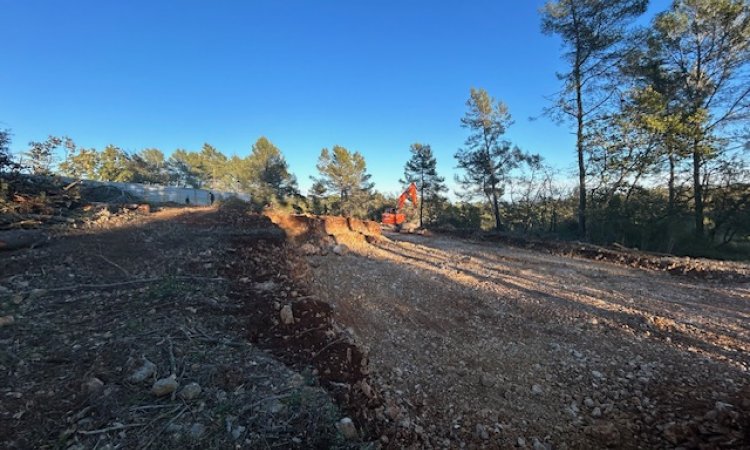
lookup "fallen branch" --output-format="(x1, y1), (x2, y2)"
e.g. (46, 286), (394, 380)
(311, 337), (345, 360)
(77, 423), (145, 435)
(99, 253), (131, 277)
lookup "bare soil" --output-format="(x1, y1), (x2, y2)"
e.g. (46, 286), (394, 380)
(306, 230), (750, 449)
(0, 205), (362, 449)
(3, 204), (750, 449)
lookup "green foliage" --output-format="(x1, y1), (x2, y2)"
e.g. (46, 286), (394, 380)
(455, 88), (539, 230)
(402, 143), (447, 227)
(24, 136), (73, 175)
(541, 0), (648, 237)
(0, 129), (20, 172)
(432, 201), (483, 229)
(649, 0), (750, 235)
(313, 145), (374, 217)
(244, 137), (299, 205)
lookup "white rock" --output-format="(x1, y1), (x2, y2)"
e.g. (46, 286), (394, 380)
(231, 425), (245, 440)
(300, 243), (318, 255)
(81, 377), (104, 395)
(337, 417), (358, 440)
(592, 407), (602, 417)
(127, 358), (157, 383)
(179, 382), (202, 400)
(279, 304), (294, 325)
(189, 422), (205, 439)
(532, 384), (543, 395)
(332, 244), (348, 256)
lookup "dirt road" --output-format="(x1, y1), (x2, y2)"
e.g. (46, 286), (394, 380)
(308, 231), (750, 449)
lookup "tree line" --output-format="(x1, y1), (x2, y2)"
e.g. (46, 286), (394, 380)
(2, 0), (749, 258)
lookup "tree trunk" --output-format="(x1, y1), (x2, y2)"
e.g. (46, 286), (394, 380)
(491, 188), (501, 231)
(575, 68), (587, 238)
(692, 142), (704, 236)
(667, 151), (676, 216)
(419, 171), (424, 228)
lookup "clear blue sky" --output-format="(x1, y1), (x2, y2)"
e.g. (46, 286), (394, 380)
(0, 0), (669, 195)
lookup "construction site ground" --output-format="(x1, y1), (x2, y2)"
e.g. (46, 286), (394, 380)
(1, 205), (749, 449)
(306, 228), (750, 449)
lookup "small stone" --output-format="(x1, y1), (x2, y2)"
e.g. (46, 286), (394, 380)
(28, 288), (47, 300)
(127, 358), (157, 383)
(300, 243), (318, 255)
(81, 377), (104, 396)
(268, 400), (285, 414)
(475, 424), (489, 440)
(592, 407), (602, 417)
(584, 398), (595, 408)
(517, 436), (527, 447)
(179, 382), (202, 400)
(480, 374), (495, 387)
(279, 304), (294, 325)
(336, 417), (358, 440)
(189, 422), (205, 439)
(532, 384), (543, 395)
(591, 370), (604, 379)
(231, 425), (245, 440)
(385, 404), (400, 420)
(332, 244), (348, 256)
(532, 438), (548, 450)
(0, 315), (15, 328)
(152, 375), (179, 396)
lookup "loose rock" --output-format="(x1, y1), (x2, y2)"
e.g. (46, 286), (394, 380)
(0, 315), (15, 328)
(179, 382), (202, 400)
(279, 304), (295, 325)
(151, 375), (179, 396)
(189, 422), (206, 439)
(336, 417), (358, 440)
(127, 358), (157, 383)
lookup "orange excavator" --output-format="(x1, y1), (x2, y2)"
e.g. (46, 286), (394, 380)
(381, 182), (418, 227)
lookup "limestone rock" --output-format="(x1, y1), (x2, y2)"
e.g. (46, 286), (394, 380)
(152, 375), (179, 396)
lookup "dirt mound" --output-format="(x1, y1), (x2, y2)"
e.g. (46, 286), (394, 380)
(218, 216), (409, 444)
(265, 212), (382, 250)
(436, 229), (750, 283)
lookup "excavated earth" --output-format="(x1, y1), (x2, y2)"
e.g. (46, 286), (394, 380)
(288, 222), (750, 449)
(3, 205), (750, 449)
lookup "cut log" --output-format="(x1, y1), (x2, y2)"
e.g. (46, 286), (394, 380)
(0, 230), (47, 251)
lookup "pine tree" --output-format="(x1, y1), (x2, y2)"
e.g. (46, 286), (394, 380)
(541, 0), (648, 237)
(314, 145), (374, 217)
(455, 88), (539, 230)
(402, 143), (446, 227)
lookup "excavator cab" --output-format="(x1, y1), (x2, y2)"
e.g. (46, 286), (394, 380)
(381, 208), (406, 226)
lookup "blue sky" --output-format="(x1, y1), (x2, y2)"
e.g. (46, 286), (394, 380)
(0, 0), (670, 195)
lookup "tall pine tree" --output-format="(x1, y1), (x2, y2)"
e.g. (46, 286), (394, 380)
(402, 143), (446, 228)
